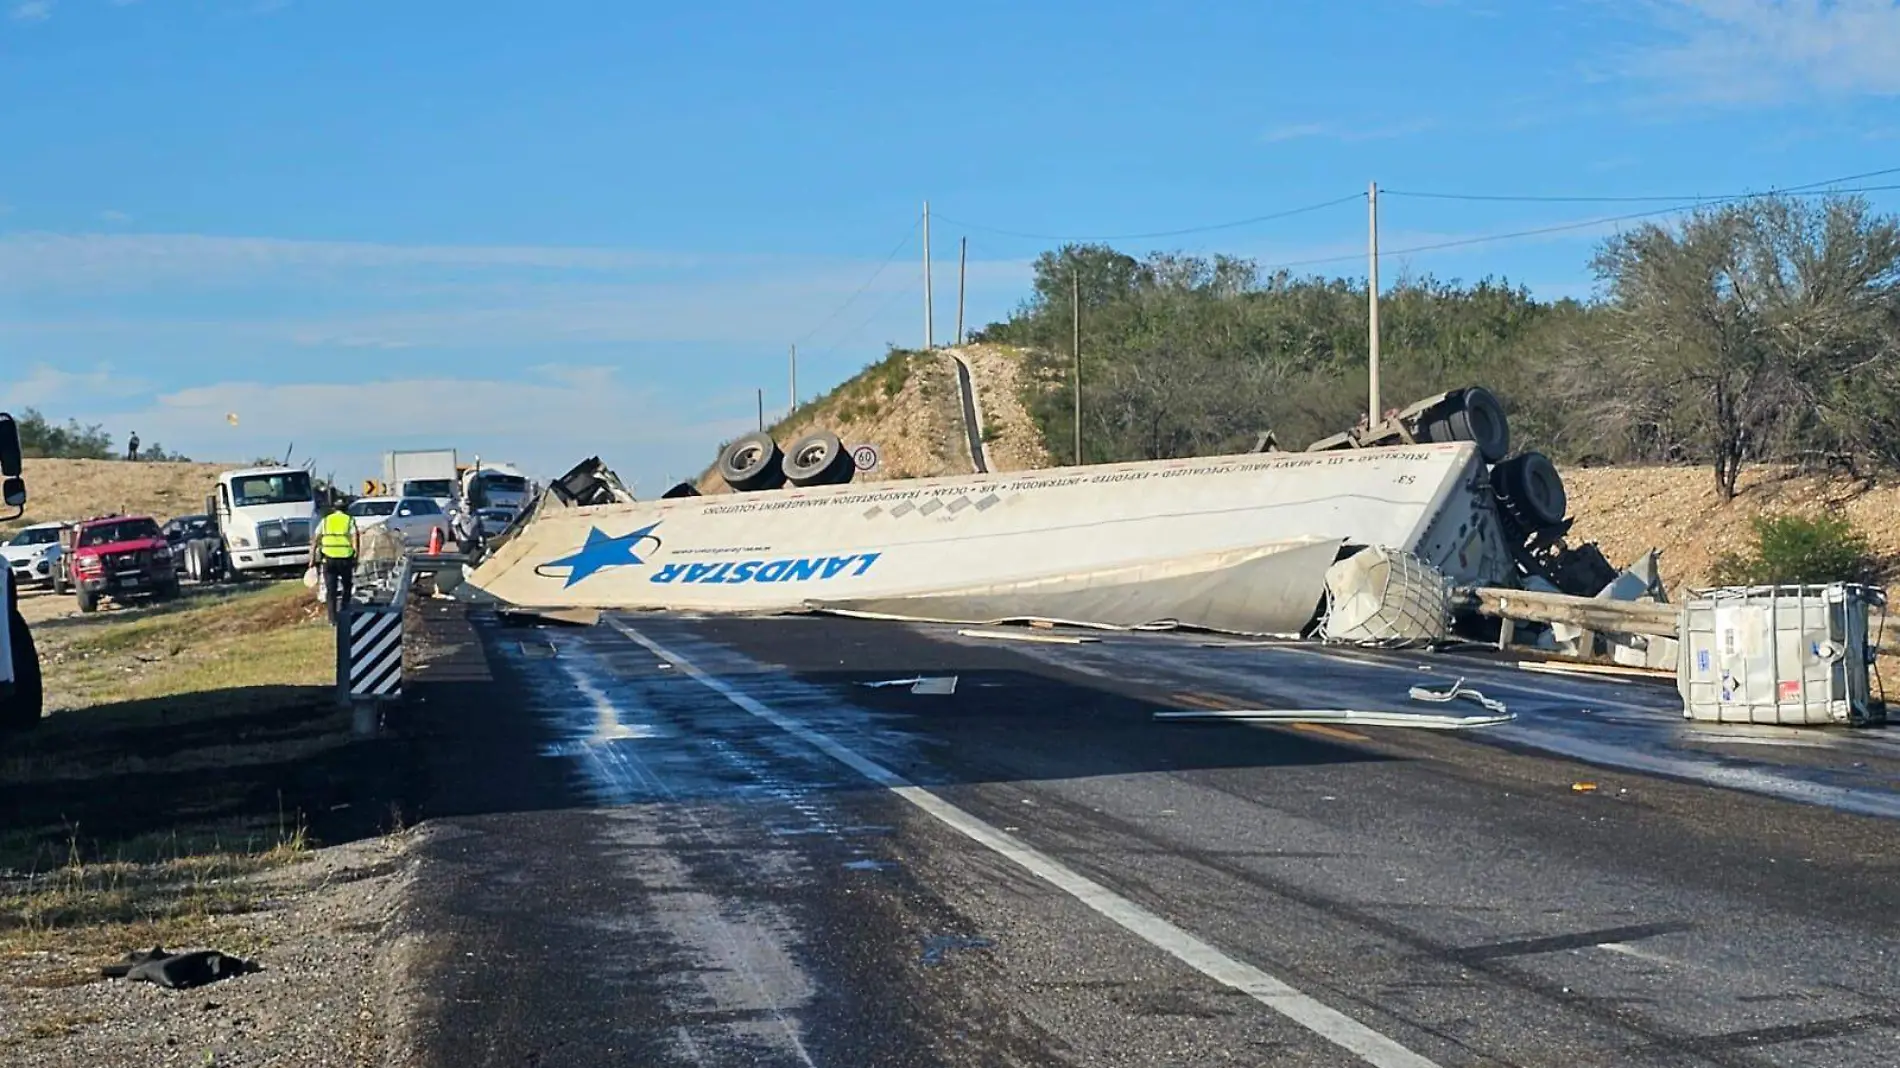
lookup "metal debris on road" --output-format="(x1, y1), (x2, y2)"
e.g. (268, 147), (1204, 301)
(1408, 677), (1508, 715)
(102, 947), (257, 990)
(1152, 708), (1513, 729)
(860, 676), (959, 695)
(955, 628), (1099, 644)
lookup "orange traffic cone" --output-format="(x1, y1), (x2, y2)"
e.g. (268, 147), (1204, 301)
(426, 526), (443, 555)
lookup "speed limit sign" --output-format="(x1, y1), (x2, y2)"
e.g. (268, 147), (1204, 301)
(852, 444), (880, 471)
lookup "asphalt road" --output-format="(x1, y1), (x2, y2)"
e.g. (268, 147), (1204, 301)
(391, 606), (1900, 1067)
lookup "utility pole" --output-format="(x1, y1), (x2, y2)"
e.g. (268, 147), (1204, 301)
(757, 388), (764, 432)
(956, 236), (968, 346)
(1367, 180), (1382, 428)
(1072, 271), (1082, 466)
(923, 200), (935, 350)
(789, 343), (798, 416)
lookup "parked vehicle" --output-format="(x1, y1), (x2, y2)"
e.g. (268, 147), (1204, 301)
(461, 462), (532, 512)
(3, 521), (67, 590)
(475, 506), (521, 539)
(346, 495), (451, 548)
(161, 513), (225, 582)
(383, 449), (460, 512)
(64, 514), (178, 613)
(212, 466), (317, 578)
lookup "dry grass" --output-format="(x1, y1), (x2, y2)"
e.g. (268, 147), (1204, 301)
(1, 458), (228, 536)
(694, 348), (971, 492)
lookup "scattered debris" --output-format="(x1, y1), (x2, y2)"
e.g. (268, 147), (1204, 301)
(920, 934), (995, 967)
(496, 606), (602, 628)
(1152, 708), (1513, 729)
(860, 676), (959, 695)
(955, 628), (1099, 645)
(1517, 660), (1673, 682)
(102, 947), (257, 990)
(1572, 782), (1599, 793)
(1408, 677), (1508, 715)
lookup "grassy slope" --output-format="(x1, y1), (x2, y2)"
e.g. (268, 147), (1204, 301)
(2, 583), (336, 973)
(3, 458), (229, 536)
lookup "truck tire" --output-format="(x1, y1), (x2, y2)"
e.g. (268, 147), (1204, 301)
(782, 431), (855, 487)
(718, 433), (787, 492)
(184, 543), (205, 583)
(1491, 451), (1566, 530)
(53, 566), (69, 596)
(2, 608), (42, 731)
(76, 588), (99, 614)
(1425, 386), (1510, 463)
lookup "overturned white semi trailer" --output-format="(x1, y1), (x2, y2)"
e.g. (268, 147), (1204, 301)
(461, 438), (1570, 637)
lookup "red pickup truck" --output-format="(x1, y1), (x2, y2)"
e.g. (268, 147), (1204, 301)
(63, 514), (180, 613)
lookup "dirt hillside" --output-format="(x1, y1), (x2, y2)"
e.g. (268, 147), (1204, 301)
(3, 459), (228, 535)
(1563, 464), (1900, 594)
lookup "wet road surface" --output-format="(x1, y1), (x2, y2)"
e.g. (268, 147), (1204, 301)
(393, 605), (1900, 1067)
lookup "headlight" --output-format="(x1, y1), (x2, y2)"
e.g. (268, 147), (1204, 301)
(230, 535), (254, 548)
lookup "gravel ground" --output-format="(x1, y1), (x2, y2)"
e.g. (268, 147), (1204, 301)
(1, 830), (425, 1067)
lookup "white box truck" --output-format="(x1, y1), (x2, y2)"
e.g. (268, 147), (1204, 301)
(384, 449), (460, 511)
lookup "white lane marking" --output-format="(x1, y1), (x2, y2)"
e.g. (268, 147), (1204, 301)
(607, 618), (1444, 1068)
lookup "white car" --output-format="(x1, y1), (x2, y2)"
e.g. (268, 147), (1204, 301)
(345, 496), (450, 548)
(3, 522), (67, 589)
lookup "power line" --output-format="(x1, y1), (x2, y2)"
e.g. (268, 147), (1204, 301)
(1382, 165), (1900, 204)
(931, 193), (1365, 243)
(807, 267), (922, 359)
(793, 216), (923, 348)
(1257, 182), (1900, 274)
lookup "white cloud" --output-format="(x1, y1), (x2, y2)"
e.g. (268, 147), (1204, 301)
(1633, 0), (1900, 103)
(9, 1), (53, 22)
(60, 371), (757, 488)
(0, 232), (752, 289)
(98, 210), (132, 224)
(0, 366), (149, 411)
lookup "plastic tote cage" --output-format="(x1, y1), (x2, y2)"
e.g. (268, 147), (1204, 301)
(1677, 583), (1888, 726)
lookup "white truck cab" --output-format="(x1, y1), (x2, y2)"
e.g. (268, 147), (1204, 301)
(214, 466), (318, 575)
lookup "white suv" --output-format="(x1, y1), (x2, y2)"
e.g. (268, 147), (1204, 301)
(345, 496), (450, 549)
(3, 522), (67, 589)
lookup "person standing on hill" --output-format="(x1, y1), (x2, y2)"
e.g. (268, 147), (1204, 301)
(126, 432), (140, 462)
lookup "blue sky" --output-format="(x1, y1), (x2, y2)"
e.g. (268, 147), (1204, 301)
(3, 0), (1898, 490)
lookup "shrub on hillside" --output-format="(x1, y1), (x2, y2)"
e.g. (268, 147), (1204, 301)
(14, 408), (113, 459)
(1710, 513), (1875, 586)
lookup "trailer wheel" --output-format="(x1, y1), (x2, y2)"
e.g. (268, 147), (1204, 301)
(1492, 451), (1566, 530)
(184, 543), (205, 583)
(718, 433), (787, 492)
(782, 431), (855, 487)
(1, 608), (42, 731)
(1425, 387), (1510, 463)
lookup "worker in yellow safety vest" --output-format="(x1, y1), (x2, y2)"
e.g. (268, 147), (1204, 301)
(312, 501), (359, 624)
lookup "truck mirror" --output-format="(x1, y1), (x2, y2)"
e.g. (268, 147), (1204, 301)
(0, 412), (22, 477)
(3, 476), (23, 509)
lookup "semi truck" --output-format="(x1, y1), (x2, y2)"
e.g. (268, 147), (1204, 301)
(460, 461), (532, 512)
(1, 412), (43, 731)
(211, 465), (319, 578)
(384, 449), (460, 511)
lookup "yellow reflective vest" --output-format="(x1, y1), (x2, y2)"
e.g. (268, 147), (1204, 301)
(318, 510), (356, 559)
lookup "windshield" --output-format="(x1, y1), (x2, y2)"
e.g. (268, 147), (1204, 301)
(404, 479), (455, 499)
(231, 471), (314, 507)
(78, 518), (162, 547)
(349, 500), (398, 517)
(476, 473), (529, 492)
(8, 527), (60, 547)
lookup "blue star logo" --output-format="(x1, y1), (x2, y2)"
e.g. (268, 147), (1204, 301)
(542, 522), (662, 588)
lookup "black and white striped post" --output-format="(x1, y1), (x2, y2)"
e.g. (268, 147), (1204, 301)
(337, 603), (404, 736)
